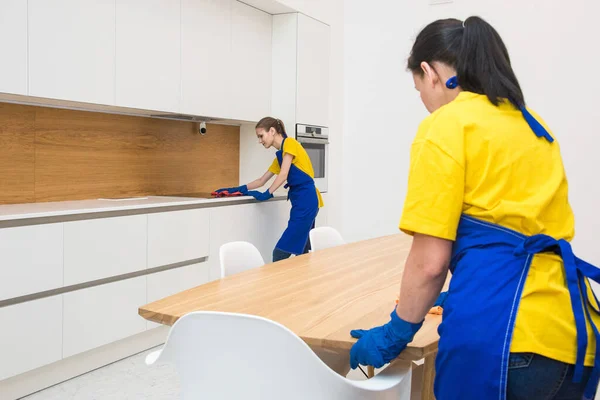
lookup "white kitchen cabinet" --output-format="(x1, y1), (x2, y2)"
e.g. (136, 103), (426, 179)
(296, 14), (330, 127)
(146, 262), (210, 329)
(256, 200), (291, 259)
(181, 0), (233, 118)
(62, 277), (146, 358)
(207, 203), (263, 280)
(0, 0), (27, 95)
(272, 13), (330, 129)
(147, 209), (210, 268)
(271, 13), (298, 133)
(231, 1), (272, 122)
(63, 215), (147, 286)
(0, 296), (63, 380)
(116, 0), (181, 112)
(28, 0), (116, 105)
(0, 224), (63, 301)
(207, 201), (290, 280)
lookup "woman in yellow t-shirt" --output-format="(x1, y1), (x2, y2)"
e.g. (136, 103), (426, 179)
(215, 117), (323, 262)
(349, 17), (599, 400)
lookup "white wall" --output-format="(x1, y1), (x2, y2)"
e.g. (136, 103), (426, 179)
(342, 0), (600, 269)
(324, 0), (345, 238)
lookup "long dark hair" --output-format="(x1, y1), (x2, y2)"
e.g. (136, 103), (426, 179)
(256, 117), (288, 138)
(407, 16), (525, 108)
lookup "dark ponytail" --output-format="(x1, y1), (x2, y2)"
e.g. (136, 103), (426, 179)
(256, 117), (287, 138)
(407, 16), (525, 107)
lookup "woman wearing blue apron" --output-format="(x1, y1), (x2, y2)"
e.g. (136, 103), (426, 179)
(349, 17), (600, 399)
(215, 117), (323, 262)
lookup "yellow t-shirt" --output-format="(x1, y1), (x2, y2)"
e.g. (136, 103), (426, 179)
(268, 137), (324, 208)
(399, 91), (597, 366)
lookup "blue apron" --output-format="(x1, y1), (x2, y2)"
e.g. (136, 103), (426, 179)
(435, 108), (600, 399)
(274, 138), (319, 255)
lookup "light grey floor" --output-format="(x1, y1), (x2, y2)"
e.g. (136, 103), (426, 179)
(21, 347), (181, 400)
(21, 347), (368, 400)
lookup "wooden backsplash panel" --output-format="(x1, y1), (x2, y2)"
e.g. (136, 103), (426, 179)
(0, 103), (240, 204)
(0, 104), (36, 204)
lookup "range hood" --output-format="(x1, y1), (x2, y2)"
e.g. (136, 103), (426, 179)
(148, 113), (213, 122)
(0, 92), (251, 126)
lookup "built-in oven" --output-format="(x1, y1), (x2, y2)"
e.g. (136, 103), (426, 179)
(296, 124), (328, 193)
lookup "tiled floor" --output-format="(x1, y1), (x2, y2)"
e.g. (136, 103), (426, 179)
(21, 347), (368, 400)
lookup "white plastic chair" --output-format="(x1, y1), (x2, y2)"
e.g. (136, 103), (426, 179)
(219, 241), (265, 278)
(309, 226), (346, 252)
(146, 311), (412, 400)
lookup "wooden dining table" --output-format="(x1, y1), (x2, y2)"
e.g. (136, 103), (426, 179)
(139, 234), (443, 399)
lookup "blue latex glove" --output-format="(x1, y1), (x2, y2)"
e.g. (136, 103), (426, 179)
(247, 190), (273, 202)
(349, 310), (423, 369)
(434, 291), (449, 307)
(215, 185), (247, 194)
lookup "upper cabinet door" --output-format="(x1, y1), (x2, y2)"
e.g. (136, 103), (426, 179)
(231, 1), (272, 122)
(116, 0), (181, 113)
(28, 0), (116, 105)
(181, 0), (232, 119)
(296, 14), (330, 127)
(0, 0), (27, 95)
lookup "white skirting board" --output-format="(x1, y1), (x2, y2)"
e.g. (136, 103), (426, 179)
(0, 326), (169, 400)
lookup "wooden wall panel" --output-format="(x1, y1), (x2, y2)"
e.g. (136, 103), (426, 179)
(0, 104), (36, 204)
(0, 103), (240, 204)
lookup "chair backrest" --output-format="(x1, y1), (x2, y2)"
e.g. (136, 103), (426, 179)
(147, 312), (412, 400)
(309, 226), (345, 252)
(219, 241), (265, 278)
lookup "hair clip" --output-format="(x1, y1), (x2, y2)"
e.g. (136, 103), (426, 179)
(446, 76), (458, 89)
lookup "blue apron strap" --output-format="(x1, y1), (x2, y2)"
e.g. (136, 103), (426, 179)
(578, 273), (600, 399)
(577, 257), (600, 283)
(558, 239), (588, 383)
(520, 106), (555, 143)
(516, 235), (589, 383)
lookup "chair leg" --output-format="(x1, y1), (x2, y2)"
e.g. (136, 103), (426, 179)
(367, 366), (375, 378)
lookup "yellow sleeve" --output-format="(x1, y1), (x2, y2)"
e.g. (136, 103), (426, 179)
(268, 158), (280, 175)
(399, 113), (465, 241)
(282, 138), (300, 158)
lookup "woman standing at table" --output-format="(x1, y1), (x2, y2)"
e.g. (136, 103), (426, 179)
(215, 117), (323, 262)
(349, 16), (600, 399)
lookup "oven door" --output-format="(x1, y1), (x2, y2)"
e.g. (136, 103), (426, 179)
(297, 137), (328, 193)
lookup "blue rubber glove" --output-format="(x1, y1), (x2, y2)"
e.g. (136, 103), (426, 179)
(434, 291), (449, 307)
(247, 190), (273, 202)
(215, 185), (247, 194)
(349, 310), (423, 369)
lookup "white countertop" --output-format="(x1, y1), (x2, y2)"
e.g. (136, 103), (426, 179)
(0, 195), (286, 222)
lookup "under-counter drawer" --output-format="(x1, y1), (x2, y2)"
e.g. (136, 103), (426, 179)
(147, 209), (209, 268)
(146, 262), (210, 330)
(0, 223), (63, 301)
(63, 215), (147, 286)
(0, 296), (63, 380)
(62, 277), (146, 358)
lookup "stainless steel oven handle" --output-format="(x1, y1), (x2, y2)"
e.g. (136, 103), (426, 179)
(297, 132), (328, 139)
(297, 137), (329, 145)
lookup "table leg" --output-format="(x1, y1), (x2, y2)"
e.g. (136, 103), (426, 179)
(367, 365), (375, 378)
(421, 352), (437, 400)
